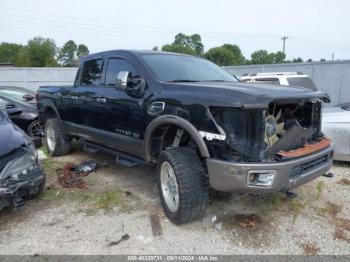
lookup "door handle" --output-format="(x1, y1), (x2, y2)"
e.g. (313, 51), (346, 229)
(96, 97), (107, 103)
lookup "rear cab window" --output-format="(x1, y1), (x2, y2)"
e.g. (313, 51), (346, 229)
(80, 59), (104, 86)
(254, 78), (280, 85)
(286, 77), (317, 91)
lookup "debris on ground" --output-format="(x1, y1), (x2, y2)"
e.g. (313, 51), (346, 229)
(300, 242), (320, 255)
(337, 178), (350, 186)
(37, 149), (47, 161)
(335, 218), (350, 231)
(202, 214), (217, 226)
(107, 234), (130, 247)
(149, 214), (163, 237)
(321, 201), (343, 218)
(58, 160), (98, 188)
(333, 228), (350, 243)
(214, 222), (223, 231)
(125, 191), (132, 197)
(322, 172), (334, 178)
(73, 160), (98, 174)
(236, 214), (261, 229)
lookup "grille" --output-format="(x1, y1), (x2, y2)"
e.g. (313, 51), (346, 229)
(290, 154), (329, 179)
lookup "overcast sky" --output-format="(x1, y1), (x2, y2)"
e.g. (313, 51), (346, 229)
(1, 0), (350, 61)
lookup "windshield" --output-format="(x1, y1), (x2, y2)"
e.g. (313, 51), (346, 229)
(286, 77), (317, 91)
(142, 54), (238, 82)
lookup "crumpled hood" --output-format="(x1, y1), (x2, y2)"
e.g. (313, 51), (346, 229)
(163, 81), (329, 108)
(0, 113), (29, 157)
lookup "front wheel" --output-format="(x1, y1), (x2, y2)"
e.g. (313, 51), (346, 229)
(157, 147), (209, 224)
(45, 118), (71, 156)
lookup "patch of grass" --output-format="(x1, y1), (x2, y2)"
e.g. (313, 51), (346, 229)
(39, 188), (62, 201)
(270, 193), (283, 206)
(41, 158), (52, 170)
(290, 200), (305, 223)
(42, 146), (49, 157)
(316, 181), (324, 199)
(77, 190), (138, 215)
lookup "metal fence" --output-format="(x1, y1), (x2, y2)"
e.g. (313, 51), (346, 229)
(224, 60), (350, 106)
(0, 67), (78, 91)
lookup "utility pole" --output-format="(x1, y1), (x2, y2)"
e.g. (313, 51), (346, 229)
(281, 36), (289, 55)
(332, 52), (334, 61)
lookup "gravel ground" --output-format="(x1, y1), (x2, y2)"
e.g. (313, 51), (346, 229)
(0, 146), (349, 255)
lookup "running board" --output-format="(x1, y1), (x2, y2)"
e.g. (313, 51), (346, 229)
(80, 139), (144, 168)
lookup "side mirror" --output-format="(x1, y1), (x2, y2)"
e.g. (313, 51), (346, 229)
(23, 93), (35, 101)
(6, 103), (22, 115)
(116, 71), (130, 90)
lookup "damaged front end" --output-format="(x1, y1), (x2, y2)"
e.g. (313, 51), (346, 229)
(209, 98), (328, 162)
(0, 143), (44, 209)
(206, 98), (333, 193)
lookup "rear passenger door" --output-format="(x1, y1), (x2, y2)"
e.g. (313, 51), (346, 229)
(67, 57), (105, 141)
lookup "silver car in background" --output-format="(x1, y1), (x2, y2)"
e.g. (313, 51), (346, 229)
(322, 102), (350, 161)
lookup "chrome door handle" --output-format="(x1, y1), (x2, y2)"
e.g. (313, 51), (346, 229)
(96, 97), (107, 103)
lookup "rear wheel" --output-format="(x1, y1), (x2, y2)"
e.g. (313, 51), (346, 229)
(45, 118), (71, 156)
(157, 147), (209, 224)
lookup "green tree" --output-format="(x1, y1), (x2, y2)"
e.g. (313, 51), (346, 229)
(204, 44), (245, 66)
(0, 43), (23, 64)
(162, 33), (204, 56)
(250, 49), (286, 64)
(58, 41), (89, 66)
(273, 51), (286, 63)
(250, 50), (273, 64)
(292, 57), (303, 63)
(58, 40), (77, 66)
(23, 36), (58, 67)
(77, 44), (89, 59)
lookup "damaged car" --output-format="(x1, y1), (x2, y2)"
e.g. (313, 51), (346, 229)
(0, 109), (45, 210)
(37, 50), (333, 224)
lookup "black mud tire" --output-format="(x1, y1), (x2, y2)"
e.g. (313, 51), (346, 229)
(157, 147), (209, 224)
(45, 118), (71, 156)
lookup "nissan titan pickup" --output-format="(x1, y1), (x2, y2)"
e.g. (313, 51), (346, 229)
(37, 50), (334, 224)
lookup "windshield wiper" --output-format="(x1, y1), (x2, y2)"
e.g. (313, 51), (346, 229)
(204, 80), (230, 82)
(166, 80), (200, 83)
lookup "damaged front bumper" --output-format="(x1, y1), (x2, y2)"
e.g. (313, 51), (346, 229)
(207, 144), (334, 193)
(0, 167), (44, 209)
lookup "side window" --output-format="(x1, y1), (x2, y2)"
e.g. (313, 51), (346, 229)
(80, 59), (103, 86)
(105, 58), (137, 87)
(255, 78), (280, 85)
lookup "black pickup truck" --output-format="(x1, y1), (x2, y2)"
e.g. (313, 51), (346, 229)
(38, 50), (333, 224)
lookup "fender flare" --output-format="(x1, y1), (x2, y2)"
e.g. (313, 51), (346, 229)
(144, 115), (210, 163)
(42, 103), (62, 127)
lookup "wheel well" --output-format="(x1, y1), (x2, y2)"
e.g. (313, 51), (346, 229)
(43, 106), (59, 124)
(148, 124), (201, 163)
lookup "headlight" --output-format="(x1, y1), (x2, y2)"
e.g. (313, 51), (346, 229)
(0, 144), (38, 180)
